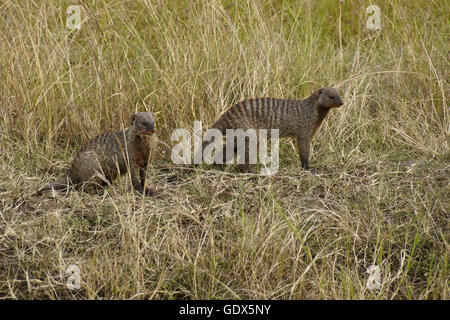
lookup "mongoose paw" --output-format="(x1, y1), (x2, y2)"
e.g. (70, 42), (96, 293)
(236, 164), (254, 173)
(143, 188), (154, 197)
(305, 167), (318, 174)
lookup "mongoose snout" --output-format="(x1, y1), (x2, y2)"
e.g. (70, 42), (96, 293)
(132, 112), (157, 135)
(317, 87), (344, 108)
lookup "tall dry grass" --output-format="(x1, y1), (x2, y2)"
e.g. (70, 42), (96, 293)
(0, 0), (448, 299)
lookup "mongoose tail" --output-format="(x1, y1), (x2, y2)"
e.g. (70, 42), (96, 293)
(34, 175), (72, 196)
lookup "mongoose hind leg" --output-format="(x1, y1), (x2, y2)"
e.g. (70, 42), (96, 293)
(76, 170), (112, 195)
(235, 143), (257, 173)
(213, 139), (256, 173)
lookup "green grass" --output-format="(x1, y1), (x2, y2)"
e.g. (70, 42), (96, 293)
(0, 0), (448, 299)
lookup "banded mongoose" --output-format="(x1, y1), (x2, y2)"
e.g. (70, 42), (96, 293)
(201, 87), (343, 169)
(35, 112), (158, 196)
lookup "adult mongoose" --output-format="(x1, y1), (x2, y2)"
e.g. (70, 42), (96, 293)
(35, 112), (158, 196)
(199, 87), (343, 169)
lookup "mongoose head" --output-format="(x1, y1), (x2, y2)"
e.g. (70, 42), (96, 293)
(316, 87), (343, 108)
(130, 112), (156, 135)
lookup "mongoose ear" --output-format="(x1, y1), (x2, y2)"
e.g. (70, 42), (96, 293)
(317, 88), (325, 95)
(130, 114), (137, 124)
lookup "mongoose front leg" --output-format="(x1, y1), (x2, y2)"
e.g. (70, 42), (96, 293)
(139, 166), (154, 196)
(131, 166), (153, 197)
(296, 138), (311, 170)
(139, 167), (146, 188)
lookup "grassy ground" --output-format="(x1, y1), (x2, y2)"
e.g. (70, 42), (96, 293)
(0, 0), (448, 299)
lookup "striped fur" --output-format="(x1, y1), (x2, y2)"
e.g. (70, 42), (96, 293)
(35, 112), (158, 196)
(203, 87), (343, 169)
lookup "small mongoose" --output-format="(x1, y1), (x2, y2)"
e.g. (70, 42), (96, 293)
(201, 87), (343, 169)
(35, 112), (158, 196)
